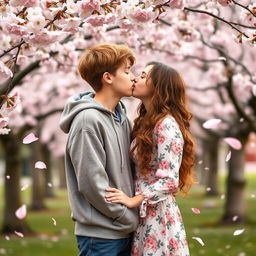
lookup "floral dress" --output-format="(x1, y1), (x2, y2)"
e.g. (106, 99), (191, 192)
(131, 116), (190, 256)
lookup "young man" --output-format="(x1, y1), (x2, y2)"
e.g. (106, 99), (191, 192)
(59, 44), (139, 256)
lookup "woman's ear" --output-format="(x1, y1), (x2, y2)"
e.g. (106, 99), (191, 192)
(102, 72), (113, 85)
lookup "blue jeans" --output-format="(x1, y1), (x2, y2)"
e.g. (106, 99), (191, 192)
(76, 236), (132, 256)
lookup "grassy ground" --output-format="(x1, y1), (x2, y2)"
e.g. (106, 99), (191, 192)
(0, 173), (255, 256)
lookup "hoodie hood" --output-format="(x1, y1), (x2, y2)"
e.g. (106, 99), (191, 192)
(59, 92), (127, 133)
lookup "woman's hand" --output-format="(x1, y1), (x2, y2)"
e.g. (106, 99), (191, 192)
(105, 188), (144, 208)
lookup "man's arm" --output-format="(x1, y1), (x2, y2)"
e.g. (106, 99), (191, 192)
(69, 128), (136, 224)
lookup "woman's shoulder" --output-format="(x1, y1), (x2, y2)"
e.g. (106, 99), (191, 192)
(155, 116), (178, 130)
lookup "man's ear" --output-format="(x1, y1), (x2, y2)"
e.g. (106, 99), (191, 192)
(102, 72), (113, 85)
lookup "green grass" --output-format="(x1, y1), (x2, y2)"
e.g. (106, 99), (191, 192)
(0, 173), (256, 256)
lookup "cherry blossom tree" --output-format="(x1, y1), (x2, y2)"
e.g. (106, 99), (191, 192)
(0, 0), (256, 234)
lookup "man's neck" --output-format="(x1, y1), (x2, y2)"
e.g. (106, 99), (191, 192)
(94, 90), (121, 113)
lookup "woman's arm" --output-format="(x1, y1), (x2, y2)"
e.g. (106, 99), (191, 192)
(105, 188), (144, 208)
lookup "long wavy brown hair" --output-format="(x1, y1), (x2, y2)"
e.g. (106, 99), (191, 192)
(131, 62), (196, 196)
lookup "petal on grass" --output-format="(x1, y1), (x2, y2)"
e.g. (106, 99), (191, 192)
(223, 137), (242, 150)
(191, 208), (201, 214)
(192, 236), (205, 246)
(23, 133), (38, 144)
(233, 229), (245, 236)
(52, 217), (57, 226)
(14, 231), (24, 238)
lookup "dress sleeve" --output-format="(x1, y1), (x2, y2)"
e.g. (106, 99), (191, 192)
(138, 117), (184, 217)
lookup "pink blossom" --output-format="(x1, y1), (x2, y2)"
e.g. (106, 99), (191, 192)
(169, 0), (184, 9)
(159, 160), (169, 169)
(78, 0), (101, 18)
(86, 15), (105, 27)
(174, 21), (200, 42)
(130, 7), (155, 23)
(0, 117), (9, 128)
(6, 23), (28, 36)
(0, 61), (13, 82)
(217, 0), (232, 6)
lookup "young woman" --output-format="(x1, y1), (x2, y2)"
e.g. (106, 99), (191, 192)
(106, 62), (196, 256)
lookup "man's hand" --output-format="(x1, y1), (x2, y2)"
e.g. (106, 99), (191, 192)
(105, 188), (144, 208)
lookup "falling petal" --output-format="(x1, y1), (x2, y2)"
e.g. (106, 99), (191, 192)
(225, 151), (232, 162)
(47, 183), (52, 187)
(232, 216), (238, 222)
(21, 184), (29, 191)
(35, 161), (47, 169)
(191, 208), (201, 214)
(198, 160), (203, 165)
(6, 175), (10, 179)
(5, 236), (10, 240)
(23, 133), (38, 144)
(233, 229), (245, 236)
(14, 231), (24, 238)
(203, 119), (221, 129)
(218, 56), (227, 61)
(204, 167), (209, 170)
(239, 118), (244, 122)
(52, 217), (57, 226)
(15, 205), (27, 219)
(206, 187), (211, 192)
(224, 137), (242, 150)
(192, 236), (205, 246)
(220, 194), (225, 200)
(155, 169), (168, 178)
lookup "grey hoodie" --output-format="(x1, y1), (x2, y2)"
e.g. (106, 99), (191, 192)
(59, 92), (139, 239)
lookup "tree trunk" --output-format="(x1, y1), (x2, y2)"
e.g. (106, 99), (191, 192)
(58, 156), (66, 189)
(1, 133), (31, 234)
(205, 138), (219, 196)
(222, 146), (246, 223)
(42, 144), (55, 198)
(30, 142), (46, 210)
(200, 137), (219, 196)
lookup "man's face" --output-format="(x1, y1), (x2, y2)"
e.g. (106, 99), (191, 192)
(110, 60), (136, 97)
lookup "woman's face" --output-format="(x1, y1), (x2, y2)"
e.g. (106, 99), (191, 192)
(132, 65), (154, 100)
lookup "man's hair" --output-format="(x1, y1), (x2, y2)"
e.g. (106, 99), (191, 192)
(78, 43), (135, 92)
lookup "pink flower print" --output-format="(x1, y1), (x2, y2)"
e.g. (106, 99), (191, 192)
(169, 238), (180, 251)
(177, 211), (183, 222)
(159, 160), (169, 169)
(132, 246), (139, 256)
(166, 180), (177, 192)
(162, 217), (166, 225)
(144, 235), (158, 252)
(157, 134), (165, 144)
(167, 214), (175, 225)
(161, 228), (166, 236)
(148, 207), (157, 218)
(171, 141), (182, 155)
(155, 122), (164, 132)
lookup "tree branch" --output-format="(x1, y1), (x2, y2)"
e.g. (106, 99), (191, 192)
(184, 7), (249, 38)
